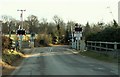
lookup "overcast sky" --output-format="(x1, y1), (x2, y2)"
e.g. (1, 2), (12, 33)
(0, 0), (119, 25)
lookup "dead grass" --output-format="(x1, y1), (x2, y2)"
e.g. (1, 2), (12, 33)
(2, 49), (25, 75)
(49, 44), (65, 46)
(2, 56), (24, 75)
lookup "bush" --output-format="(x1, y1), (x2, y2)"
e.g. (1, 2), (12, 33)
(86, 27), (120, 42)
(36, 33), (52, 46)
(2, 36), (12, 50)
(2, 49), (22, 65)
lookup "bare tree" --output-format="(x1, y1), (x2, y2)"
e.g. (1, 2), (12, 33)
(1, 15), (17, 34)
(27, 15), (39, 33)
(53, 15), (66, 43)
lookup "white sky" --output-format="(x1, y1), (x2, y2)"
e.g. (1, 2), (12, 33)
(0, 0), (119, 25)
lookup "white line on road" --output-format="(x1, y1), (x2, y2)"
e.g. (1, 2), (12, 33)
(97, 67), (105, 70)
(82, 56), (86, 58)
(110, 70), (118, 75)
(49, 47), (53, 52)
(67, 49), (79, 54)
(89, 65), (94, 66)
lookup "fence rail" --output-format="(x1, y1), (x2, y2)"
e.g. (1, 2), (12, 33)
(86, 41), (120, 57)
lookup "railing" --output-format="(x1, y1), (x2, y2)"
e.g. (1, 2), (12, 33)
(86, 41), (120, 57)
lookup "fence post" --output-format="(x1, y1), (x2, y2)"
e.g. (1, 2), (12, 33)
(99, 41), (102, 56)
(105, 42), (108, 55)
(86, 41), (88, 51)
(79, 40), (80, 50)
(90, 41), (92, 50)
(114, 42), (117, 50)
(76, 40), (77, 50)
(94, 41), (96, 51)
(100, 41), (101, 52)
(114, 42), (117, 57)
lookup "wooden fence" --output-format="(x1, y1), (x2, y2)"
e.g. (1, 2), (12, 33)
(86, 41), (120, 57)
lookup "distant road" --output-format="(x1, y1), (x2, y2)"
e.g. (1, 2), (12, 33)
(11, 45), (118, 75)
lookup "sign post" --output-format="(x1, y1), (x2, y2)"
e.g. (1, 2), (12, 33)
(71, 23), (84, 51)
(16, 29), (25, 50)
(17, 9), (26, 50)
(19, 35), (23, 50)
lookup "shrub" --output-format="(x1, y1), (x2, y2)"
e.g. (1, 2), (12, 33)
(2, 36), (12, 50)
(86, 27), (120, 42)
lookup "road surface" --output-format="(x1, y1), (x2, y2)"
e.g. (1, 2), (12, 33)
(10, 45), (118, 76)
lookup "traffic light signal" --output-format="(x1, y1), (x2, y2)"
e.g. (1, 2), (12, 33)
(16, 29), (26, 35)
(75, 27), (82, 32)
(74, 23), (82, 32)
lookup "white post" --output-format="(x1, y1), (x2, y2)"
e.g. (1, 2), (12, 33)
(76, 32), (79, 50)
(114, 42), (117, 50)
(72, 33), (74, 48)
(74, 32), (77, 49)
(113, 42), (117, 57)
(77, 38), (79, 50)
(91, 41), (92, 50)
(100, 41), (101, 51)
(19, 35), (23, 50)
(75, 39), (77, 49)
(80, 40), (85, 52)
(105, 42), (108, 52)
(94, 41), (96, 51)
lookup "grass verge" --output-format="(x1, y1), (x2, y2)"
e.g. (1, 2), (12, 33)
(2, 49), (25, 75)
(80, 51), (118, 63)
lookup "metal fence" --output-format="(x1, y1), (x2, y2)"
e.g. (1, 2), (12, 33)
(86, 41), (120, 57)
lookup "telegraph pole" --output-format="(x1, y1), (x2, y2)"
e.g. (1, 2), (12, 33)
(17, 10), (26, 29)
(17, 9), (26, 50)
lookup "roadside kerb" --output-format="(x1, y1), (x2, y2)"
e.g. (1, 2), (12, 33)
(67, 49), (80, 55)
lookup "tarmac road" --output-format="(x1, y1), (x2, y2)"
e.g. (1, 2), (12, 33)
(10, 45), (118, 76)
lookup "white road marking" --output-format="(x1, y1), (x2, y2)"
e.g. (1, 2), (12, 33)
(110, 70), (118, 74)
(89, 65), (94, 66)
(90, 70), (94, 72)
(97, 67), (104, 70)
(50, 47), (52, 52)
(82, 56), (86, 58)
